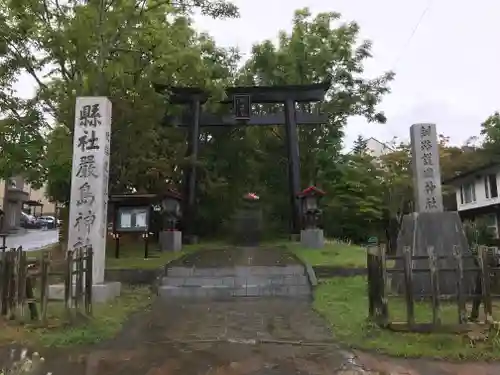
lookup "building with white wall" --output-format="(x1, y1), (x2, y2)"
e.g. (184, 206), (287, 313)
(445, 162), (500, 237)
(365, 137), (393, 158)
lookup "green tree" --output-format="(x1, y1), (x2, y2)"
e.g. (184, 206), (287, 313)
(0, 0), (240, 204)
(0, 105), (46, 188)
(8, 4), (396, 240)
(352, 135), (368, 155)
(325, 152), (384, 242)
(377, 140), (412, 252)
(481, 111), (500, 148)
(44, 125), (73, 204)
(198, 8), (394, 236)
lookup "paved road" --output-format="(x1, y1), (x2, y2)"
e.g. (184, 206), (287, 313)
(4, 229), (59, 251)
(35, 246), (500, 375)
(61, 298), (370, 375)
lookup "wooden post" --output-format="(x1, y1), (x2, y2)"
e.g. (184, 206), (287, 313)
(84, 247), (93, 316)
(40, 252), (49, 325)
(114, 233), (120, 259)
(478, 246), (493, 323)
(378, 243), (389, 326)
(17, 250), (27, 321)
(75, 248), (82, 311)
(25, 275), (38, 321)
(402, 246), (415, 326)
(4, 251), (13, 318)
(12, 248), (21, 320)
(453, 245), (467, 324)
(0, 248), (5, 315)
(79, 249), (85, 309)
(88, 248), (93, 316)
(64, 250), (73, 319)
(427, 246), (441, 326)
(367, 244), (377, 319)
(144, 232), (149, 259)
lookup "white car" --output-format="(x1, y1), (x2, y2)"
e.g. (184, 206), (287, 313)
(37, 216), (57, 229)
(20, 212), (38, 228)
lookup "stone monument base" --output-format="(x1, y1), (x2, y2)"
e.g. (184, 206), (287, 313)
(159, 230), (182, 252)
(48, 281), (122, 304)
(300, 229), (324, 249)
(394, 211), (475, 295)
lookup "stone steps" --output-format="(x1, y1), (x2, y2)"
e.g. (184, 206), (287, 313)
(166, 265), (305, 277)
(162, 274), (308, 287)
(158, 284), (311, 298)
(159, 265), (311, 299)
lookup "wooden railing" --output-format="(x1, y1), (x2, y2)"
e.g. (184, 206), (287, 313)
(367, 244), (499, 332)
(65, 248), (93, 318)
(0, 246), (93, 325)
(0, 234), (7, 252)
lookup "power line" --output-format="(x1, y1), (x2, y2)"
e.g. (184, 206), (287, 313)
(383, 0), (434, 140)
(391, 0), (434, 72)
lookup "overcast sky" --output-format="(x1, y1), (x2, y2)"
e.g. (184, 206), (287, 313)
(194, 0), (500, 148)
(13, 0), (500, 149)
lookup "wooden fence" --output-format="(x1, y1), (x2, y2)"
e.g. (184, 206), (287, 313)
(0, 246), (93, 325)
(367, 244), (500, 333)
(0, 234), (7, 252)
(65, 248), (93, 319)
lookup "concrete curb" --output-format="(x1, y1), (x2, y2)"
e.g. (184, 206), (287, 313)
(105, 266), (368, 286)
(313, 266), (366, 278)
(304, 263), (318, 287)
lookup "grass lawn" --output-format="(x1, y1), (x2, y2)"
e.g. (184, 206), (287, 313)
(0, 286), (151, 347)
(314, 276), (500, 360)
(104, 240), (227, 269)
(104, 241), (181, 270)
(25, 240), (227, 270)
(27, 239), (368, 269)
(24, 243), (59, 259)
(288, 241), (366, 268)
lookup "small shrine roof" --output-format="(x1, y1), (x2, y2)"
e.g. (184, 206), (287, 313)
(297, 186), (325, 197)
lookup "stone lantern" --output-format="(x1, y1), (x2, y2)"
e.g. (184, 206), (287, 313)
(159, 190), (183, 252)
(297, 186), (325, 248)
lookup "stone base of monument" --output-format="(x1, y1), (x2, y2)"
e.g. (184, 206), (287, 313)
(159, 230), (182, 252)
(393, 211), (475, 295)
(300, 229), (324, 249)
(48, 281), (122, 303)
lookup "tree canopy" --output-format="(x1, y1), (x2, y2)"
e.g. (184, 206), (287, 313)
(1, 2), (497, 243)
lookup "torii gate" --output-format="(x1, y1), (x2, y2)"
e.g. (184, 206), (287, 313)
(154, 82), (330, 242)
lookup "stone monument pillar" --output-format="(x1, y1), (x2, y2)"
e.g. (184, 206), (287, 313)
(49, 97), (121, 303)
(395, 123), (474, 294)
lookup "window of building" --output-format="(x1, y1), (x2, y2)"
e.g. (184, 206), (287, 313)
(484, 174), (498, 199)
(482, 213), (499, 238)
(460, 182), (476, 204)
